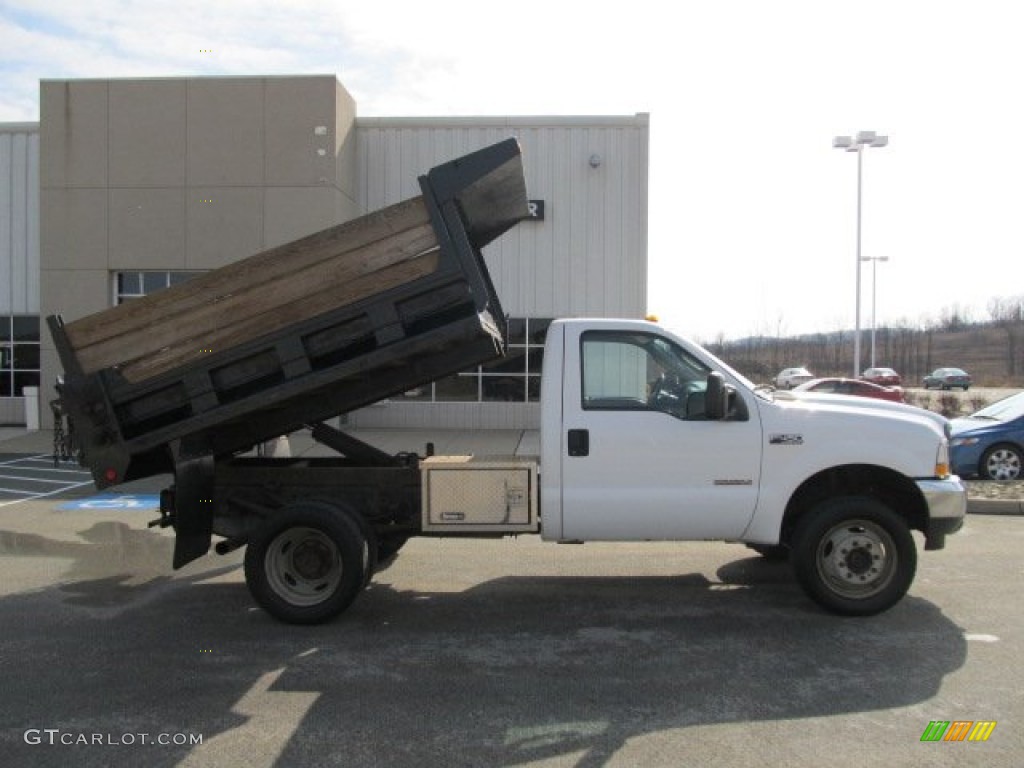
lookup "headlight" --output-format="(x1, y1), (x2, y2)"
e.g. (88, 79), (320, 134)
(950, 437), (979, 447)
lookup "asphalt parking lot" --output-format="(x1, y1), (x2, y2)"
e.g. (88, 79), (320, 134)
(0, 452), (95, 506)
(0, 442), (1021, 767)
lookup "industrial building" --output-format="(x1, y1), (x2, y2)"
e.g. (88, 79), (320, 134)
(2, 75), (649, 429)
(0, 122), (39, 426)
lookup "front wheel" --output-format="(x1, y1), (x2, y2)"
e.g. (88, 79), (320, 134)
(791, 497), (916, 616)
(981, 444), (1022, 481)
(244, 502), (370, 624)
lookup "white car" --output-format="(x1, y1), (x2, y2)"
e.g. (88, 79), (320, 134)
(775, 367), (814, 389)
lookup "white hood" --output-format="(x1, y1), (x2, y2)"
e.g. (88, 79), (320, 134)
(773, 389), (951, 436)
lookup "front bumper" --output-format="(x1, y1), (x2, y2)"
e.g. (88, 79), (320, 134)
(917, 476), (967, 550)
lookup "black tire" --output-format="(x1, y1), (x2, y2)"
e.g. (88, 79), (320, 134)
(791, 496), (916, 616)
(746, 543), (790, 561)
(980, 443), (1022, 481)
(244, 502), (369, 624)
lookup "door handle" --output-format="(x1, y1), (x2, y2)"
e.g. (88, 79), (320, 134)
(567, 429), (589, 457)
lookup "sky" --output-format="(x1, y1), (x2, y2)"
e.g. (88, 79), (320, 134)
(1, 0), (1022, 342)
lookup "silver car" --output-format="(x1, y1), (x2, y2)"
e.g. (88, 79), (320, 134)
(775, 367), (814, 389)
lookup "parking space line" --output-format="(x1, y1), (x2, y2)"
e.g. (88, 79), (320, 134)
(0, 453), (53, 466)
(0, 479), (96, 508)
(0, 455), (91, 477)
(4, 455), (86, 467)
(0, 473), (83, 486)
(6, 464), (93, 476)
(0, 451), (99, 508)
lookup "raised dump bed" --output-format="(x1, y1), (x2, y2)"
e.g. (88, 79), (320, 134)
(49, 139), (529, 488)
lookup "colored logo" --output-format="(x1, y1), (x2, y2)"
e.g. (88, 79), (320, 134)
(920, 720), (997, 742)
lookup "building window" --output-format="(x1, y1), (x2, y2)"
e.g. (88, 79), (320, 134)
(395, 317), (551, 404)
(0, 315), (40, 396)
(115, 271), (202, 304)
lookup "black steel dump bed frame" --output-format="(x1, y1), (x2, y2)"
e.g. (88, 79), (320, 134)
(49, 139), (528, 490)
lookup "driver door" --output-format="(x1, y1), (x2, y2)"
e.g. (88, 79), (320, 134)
(559, 327), (761, 541)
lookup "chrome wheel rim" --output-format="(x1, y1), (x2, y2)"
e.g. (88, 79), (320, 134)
(264, 527), (342, 606)
(985, 448), (1021, 481)
(815, 519), (897, 600)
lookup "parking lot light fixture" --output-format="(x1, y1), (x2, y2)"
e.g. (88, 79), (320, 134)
(833, 130), (889, 377)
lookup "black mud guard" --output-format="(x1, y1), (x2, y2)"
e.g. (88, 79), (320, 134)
(171, 452), (216, 569)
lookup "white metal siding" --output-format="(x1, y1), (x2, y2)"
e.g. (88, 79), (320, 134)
(355, 117), (649, 320)
(0, 125), (39, 315)
(350, 116), (649, 430)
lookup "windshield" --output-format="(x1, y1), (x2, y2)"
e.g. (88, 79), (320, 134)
(692, 343), (757, 391)
(971, 391), (1024, 421)
(648, 320), (757, 392)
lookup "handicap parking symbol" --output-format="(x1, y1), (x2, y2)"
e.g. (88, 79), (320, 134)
(58, 494), (160, 511)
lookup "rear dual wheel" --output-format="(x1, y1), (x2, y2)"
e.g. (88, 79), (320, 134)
(244, 502), (370, 624)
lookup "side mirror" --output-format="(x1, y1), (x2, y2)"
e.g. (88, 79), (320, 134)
(705, 372), (726, 420)
(705, 372), (748, 421)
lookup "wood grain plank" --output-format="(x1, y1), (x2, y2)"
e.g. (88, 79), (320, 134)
(65, 196), (431, 350)
(69, 197), (440, 374)
(117, 251), (442, 383)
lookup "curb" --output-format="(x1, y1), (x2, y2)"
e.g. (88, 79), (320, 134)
(967, 498), (1024, 516)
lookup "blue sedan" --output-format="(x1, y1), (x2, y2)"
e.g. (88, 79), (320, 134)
(950, 392), (1024, 481)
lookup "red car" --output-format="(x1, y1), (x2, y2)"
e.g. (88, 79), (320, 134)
(794, 377), (905, 402)
(861, 367), (902, 387)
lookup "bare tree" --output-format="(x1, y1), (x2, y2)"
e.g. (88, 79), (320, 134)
(937, 303), (972, 332)
(988, 295), (1024, 377)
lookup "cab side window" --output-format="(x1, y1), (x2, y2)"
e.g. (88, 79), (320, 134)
(581, 331), (711, 419)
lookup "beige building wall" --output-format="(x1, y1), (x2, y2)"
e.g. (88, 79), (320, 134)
(39, 75), (358, 404)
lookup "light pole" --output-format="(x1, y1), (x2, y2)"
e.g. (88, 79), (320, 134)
(833, 130), (888, 377)
(862, 255), (889, 369)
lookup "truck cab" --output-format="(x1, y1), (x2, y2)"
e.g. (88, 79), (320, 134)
(539, 318), (965, 616)
(540, 318), (760, 543)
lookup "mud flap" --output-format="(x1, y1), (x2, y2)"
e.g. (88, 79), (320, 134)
(171, 453), (216, 569)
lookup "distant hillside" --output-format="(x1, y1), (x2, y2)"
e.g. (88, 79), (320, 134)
(708, 322), (1024, 388)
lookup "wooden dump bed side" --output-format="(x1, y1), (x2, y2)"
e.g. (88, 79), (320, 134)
(65, 197), (438, 383)
(48, 139), (529, 488)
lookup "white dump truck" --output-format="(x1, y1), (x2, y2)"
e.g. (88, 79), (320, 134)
(49, 139), (965, 623)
